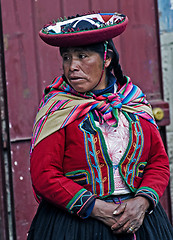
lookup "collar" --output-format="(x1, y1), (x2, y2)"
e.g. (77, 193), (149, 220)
(91, 73), (117, 96)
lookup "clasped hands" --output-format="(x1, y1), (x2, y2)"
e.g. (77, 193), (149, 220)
(91, 196), (150, 234)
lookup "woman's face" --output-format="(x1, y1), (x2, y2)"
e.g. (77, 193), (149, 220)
(62, 48), (111, 93)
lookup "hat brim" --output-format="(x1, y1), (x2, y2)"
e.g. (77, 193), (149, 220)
(39, 13), (128, 47)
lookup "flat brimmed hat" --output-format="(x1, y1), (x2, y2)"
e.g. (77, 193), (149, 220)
(39, 12), (128, 47)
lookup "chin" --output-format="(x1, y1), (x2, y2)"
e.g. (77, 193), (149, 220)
(74, 88), (87, 93)
(71, 85), (89, 93)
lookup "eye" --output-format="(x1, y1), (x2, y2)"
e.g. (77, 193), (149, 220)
(79, 53), (87, 59)
(62, 54), (71, 61)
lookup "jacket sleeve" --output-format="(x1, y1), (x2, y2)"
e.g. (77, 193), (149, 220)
(135, 121), (170, 209)
(30, 128), (96, 218)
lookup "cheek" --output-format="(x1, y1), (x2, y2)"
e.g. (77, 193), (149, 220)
(95, 65), (103, 75)
(63, 64), (69, 77)
(89, 63), (103, 78)
(85, 60), (103, 75)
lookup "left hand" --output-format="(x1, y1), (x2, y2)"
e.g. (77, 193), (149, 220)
(111, 196), (150, 234)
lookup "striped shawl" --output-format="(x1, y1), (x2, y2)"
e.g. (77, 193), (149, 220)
(31, 75), (156, 152)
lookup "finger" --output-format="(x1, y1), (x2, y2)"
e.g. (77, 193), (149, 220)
(112, 217), (139, 234)
(126, 225), (136, 234)
(126, 220), (142, 234)
(111, 216), (129, 232)
(113, 223), (137, 235)
(113, 202), (127, 215)
(114, 220), (132, 234)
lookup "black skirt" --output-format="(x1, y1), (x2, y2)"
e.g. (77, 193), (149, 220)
(27, 200), (173, 240)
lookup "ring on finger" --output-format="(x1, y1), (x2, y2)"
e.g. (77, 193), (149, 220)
(128, 226), (135, 232)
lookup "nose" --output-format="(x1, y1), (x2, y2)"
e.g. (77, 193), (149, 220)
(69, 57), (79, 71)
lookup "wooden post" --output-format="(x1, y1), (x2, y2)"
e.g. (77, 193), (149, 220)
(0, 1), (16, 239)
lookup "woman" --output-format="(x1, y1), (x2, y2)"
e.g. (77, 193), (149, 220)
(27, 12), (173, 239)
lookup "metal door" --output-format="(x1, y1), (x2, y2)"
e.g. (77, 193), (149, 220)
(0, 0), (171, 239)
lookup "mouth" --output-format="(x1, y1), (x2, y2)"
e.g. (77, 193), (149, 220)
(69, 77), (84, 82)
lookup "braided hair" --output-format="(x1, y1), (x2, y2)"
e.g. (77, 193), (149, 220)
(106, 39), (126, 85)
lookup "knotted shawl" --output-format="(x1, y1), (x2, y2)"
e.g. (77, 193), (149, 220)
(31, 75), (156, 153)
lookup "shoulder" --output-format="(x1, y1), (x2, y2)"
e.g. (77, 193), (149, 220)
(139, 116), (158, 133)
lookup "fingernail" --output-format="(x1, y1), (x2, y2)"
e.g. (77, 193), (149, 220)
(113, 210), (117, 214)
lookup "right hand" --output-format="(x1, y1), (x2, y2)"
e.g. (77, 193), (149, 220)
(90, 199), (122, 227)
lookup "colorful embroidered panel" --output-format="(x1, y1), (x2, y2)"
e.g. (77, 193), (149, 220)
(65, 170), (91, 186)
(119, 112), (144, 191)
(135, 187), (159, 207)
(79, 113), (114, 197)
(66, 189), (95, 217)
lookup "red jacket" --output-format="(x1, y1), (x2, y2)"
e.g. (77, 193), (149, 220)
(30, 111), (170, 217)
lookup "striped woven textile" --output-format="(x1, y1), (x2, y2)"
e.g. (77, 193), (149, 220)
(31, 75), (156, 152)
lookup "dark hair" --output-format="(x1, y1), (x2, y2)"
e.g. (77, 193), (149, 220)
(59, 42), (105, 57)
(59, 40), (126, 85)
(107, 39), (126, 85)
